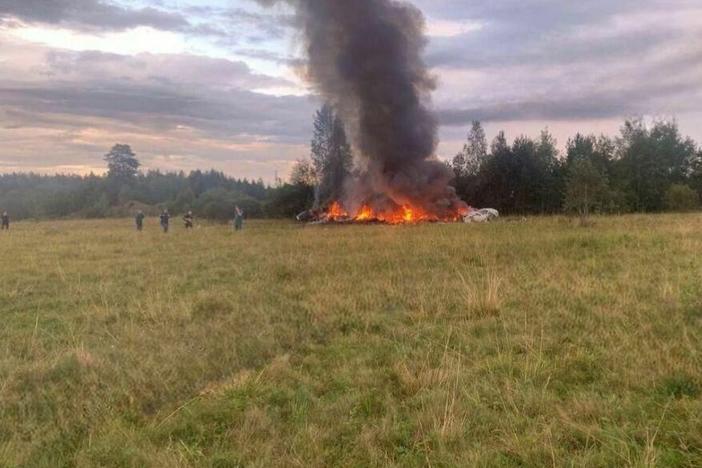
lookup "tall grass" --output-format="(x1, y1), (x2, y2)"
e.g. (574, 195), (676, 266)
(0, 215), (700, 466)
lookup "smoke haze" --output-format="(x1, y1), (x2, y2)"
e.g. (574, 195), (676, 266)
(260, 0), (468, 215)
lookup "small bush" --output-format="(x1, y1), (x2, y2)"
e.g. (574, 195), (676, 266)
(658, 374), (700, 399)
(664, 184), (699, 212)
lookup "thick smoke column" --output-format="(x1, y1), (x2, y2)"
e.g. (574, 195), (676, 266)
(262, 0), (467, 215)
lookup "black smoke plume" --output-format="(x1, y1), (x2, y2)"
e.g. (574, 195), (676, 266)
(260, 0), (468, 215)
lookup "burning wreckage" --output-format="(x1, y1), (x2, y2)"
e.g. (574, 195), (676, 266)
(263, 0), (492, 226)
(297, 204), (499, 225)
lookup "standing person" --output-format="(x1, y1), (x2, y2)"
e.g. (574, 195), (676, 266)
(234, 205), (244, 231)
(135, 210), (145, 231)
(183, 210), (194, 229)
(1, 211), (9, 230)
(160, 209), (170, 233)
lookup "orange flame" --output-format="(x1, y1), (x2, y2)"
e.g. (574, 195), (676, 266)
(326, 201), (348, 219)
(321, 201), (465, 224)
(356, 205), (374, 221)
(402, 206), (414, 222)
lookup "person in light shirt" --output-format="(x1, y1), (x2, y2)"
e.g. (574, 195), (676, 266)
(183, 211), (194, 229)
(234, 206), (244, 231)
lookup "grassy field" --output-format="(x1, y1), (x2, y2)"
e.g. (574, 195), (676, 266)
(0, 215), (700, 467)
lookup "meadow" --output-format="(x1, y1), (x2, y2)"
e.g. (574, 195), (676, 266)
(0, 215), (700, 467)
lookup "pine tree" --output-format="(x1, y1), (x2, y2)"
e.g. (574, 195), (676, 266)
(310, 104), (353, 207)
(104, 144), (140, 180)
(464, 121), (488, 176)
(453, 121), (487, 178)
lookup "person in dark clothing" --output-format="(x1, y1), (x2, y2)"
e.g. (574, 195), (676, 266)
(1, 211), (9, 230)
(183, 211), (194, 229)
(234, 206), (244, 231)
(160, 209), (170, 233)
(135, 210), (145, 231)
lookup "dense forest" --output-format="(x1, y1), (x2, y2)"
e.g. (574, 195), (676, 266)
(1, 110), (700, 221)
(0, 169), (315, 221)
(447, 118), (702, 216)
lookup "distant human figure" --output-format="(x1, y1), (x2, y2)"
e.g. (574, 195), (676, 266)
(135, 210), (145, 231)
(183, 211), (194, 229)
(234, 206), (244, 231)
(1, 211), (9, 230)
(160, 209), (170, 233)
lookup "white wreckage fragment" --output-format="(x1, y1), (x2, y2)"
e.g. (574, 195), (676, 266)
(463, 208), (499, 223)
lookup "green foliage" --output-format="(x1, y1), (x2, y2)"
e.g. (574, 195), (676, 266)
(665, 184), (700, 212)
(451, 119), (699, 216)
(266, 183), (315, 218)
(104, 144), (140, 180)
(172, 187), (196, 213)
(85, 193), (111, 219)
(616, 119), (697, 212)
(659, 374), (700, 399)
(453, 120), (487, 178)
(452, 121), (488, 205)
(461, 129), (563, 213)
(689, 150), (702, 196)
(289, 159), (318, 187)
(0, 169), (274, 220)
(191, 189), (262, 221)
(564, 159), (610, 222)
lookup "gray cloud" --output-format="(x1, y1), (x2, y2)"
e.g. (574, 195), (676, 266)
(0, 46), (316, 141)
(190, 6), (297, 49)
(413, 0), (702, 128)
(1, 84), (315, 141)
(436, 33), (702, 124)
(232, 48), (303, 67)
(42, 49), (292, 90)
(438, 82), (700, 124)
(242, 0), (702, 125)
(0, 0), (189, 31)
(222, 7), (295, 39)
(414, 0), (684, 25)
(417, 0), (700, 68)
(426, 23), (678, 70)
(0, 38), (316, 180)
(0, 38), (317, 176)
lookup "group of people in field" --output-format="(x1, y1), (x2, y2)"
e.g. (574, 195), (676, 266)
(0, 208), (245, 232)
(135, 206), (245, 233)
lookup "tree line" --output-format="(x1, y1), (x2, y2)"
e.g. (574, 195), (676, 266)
(2, 109), (701, 221)
(0, 169), (281, 221)
(292, 111), (702, 219)
(0, 143), (312, 221)
(448, 119), (702, 217)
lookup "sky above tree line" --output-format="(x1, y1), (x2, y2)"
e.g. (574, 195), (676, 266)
(1, 0), (700, 181)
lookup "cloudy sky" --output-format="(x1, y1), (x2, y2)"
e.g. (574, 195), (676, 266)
(1, 0), (701, 180)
